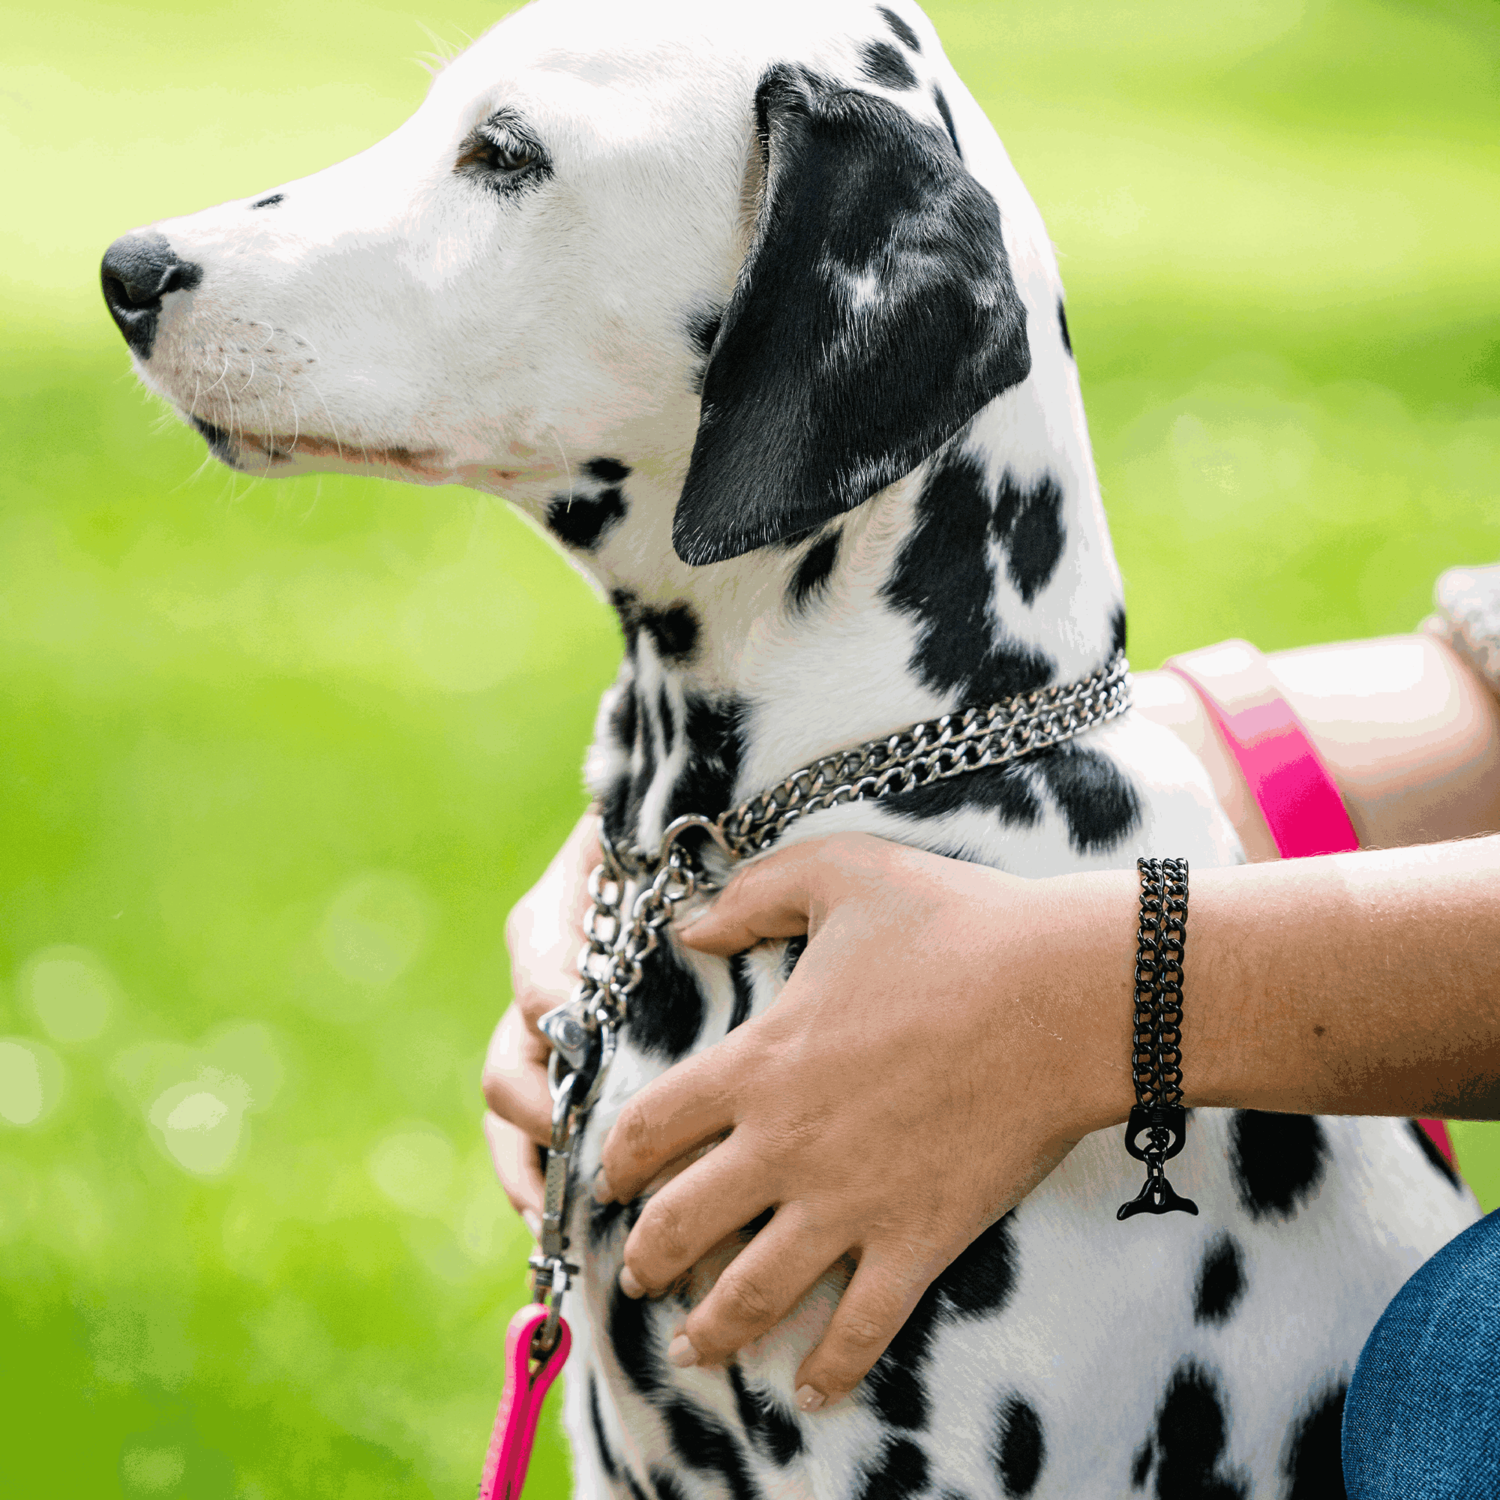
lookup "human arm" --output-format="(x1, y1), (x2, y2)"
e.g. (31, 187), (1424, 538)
(481, 807), (601, 1236)
(1134, 634), (1500, 860)
(597, 832), (1500, 1408)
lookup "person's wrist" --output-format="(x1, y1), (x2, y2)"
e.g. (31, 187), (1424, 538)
(1012, 868), (1138, 1140)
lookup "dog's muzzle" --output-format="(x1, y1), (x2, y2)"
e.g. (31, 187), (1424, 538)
(101, 232), (203, 360)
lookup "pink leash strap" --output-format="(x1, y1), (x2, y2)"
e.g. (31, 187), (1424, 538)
(478, 1305), (572, 1500)
(1166, 641), (1455, 1170)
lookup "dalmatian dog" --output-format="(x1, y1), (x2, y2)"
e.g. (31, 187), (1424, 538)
(101, 1), (1478, 1495)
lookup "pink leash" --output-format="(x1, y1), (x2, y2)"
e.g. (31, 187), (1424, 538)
(478, 1304), (572, 1500)
(1166, 641), (1456, 1169)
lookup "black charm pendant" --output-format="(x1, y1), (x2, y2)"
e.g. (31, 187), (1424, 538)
(1117, 1104), (1198, 1219)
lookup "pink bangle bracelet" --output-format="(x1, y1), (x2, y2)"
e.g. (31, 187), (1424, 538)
(1166, 640), (1456, 1171)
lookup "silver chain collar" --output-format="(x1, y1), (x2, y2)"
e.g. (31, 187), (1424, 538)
(526, 650), (1132, 1346)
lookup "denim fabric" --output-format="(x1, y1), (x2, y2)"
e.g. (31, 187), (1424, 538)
(1342, 1208), (1500, 1498)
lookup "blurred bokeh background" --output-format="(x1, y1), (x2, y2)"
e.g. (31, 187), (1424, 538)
(2, 0), (1498, 1493)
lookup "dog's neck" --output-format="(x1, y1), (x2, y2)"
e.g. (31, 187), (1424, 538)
(520, 389), (1125, 851)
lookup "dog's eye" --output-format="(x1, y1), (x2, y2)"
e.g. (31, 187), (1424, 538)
(483, 140), (535, 173)
(455, 122), (546, 185)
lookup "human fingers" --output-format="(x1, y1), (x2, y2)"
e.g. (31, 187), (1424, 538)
(790, 1247), (937, 1409)
(617, 1137), (774, 1298)
(667, 1209), (850, 1370)
(598, 1035), (742, 1203)
(674, 836), (855, 956)
(504, 808), (600, 1026)
(483, 1110), (545, 1240)
(481, 1004), (554, 1145)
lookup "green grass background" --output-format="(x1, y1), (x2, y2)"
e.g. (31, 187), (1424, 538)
(3, 0), (1498, 1493)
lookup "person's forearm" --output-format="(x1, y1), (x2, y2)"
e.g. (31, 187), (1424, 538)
(1134, 636), (1500, 859)
(1067, 836), (1500, 1126)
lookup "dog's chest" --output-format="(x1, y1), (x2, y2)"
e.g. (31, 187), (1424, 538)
(563, 704), (1477, 1500)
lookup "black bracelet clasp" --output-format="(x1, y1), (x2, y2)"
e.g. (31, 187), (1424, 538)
(1117, 1103), (1198, 1219)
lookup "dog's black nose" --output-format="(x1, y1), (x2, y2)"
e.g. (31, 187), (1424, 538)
(100, 233), (203, 358)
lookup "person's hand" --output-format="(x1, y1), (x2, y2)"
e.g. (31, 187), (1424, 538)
(482, 809), (600, 1238)
(595, 833), (1136, 1411)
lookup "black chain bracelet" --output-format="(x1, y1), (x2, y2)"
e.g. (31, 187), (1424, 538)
(1117, 858), (1199, 1220)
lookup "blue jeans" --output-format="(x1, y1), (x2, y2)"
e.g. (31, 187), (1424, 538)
(1343, 1208), (1500, 1497)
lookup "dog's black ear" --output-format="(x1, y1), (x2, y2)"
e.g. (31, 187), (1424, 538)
(673, 66), (1031, 566)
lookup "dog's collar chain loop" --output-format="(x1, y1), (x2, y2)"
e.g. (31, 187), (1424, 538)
(612, 648), (1133, 874)
(526, 651), (1133, 1348)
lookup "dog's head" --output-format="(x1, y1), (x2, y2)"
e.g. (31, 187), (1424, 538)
(103, 0), (1038, 567)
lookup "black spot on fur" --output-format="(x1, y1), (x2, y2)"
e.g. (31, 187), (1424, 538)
(674, 69), (1031, 564)
(728, 953), (756, 1032)
(865, 1212), (1019, 1429)
(662, 693), (745, 824)
(885, 444), (1055, 704)
(781, 935), (807, 979)
(599, 680), (657, 849)
(625, 1476), (652, 1500)
(888, 759), (1043, 827)
(1110, 603), (1127, 657)
(992, 1396), (1046, 1497)
(1033, 744), (1141, 855)
(1193, 1236), (1246, 1326)
(728, 1364), (804, 1465)
(932, 85), (960, 157)
(993, 470), (1066, 605)
(878, 5), (921, 50)
(938, 1213), (1020, 1315)
(546, 487), (627, 550)
(1057, 299), (1072, 357)
(588, 1375), (618, 1481)
(1230, 1111), (1328, 1221)
(789, 531), (840, 610)
(1150, 1363), (1249, 1500)
(587, 1193), (629, 1247)
(645, 604), (700, 662)
(650, 1469), (690, 1500)
(611, 591), (700, 663)
(627, 941), (706, 1060)
(609, 1283), (661, 1397)
(586, 456), (631, 483)
(1282, 1381), (1348, 1500)
(611, 588), (643, 646)
(1408, 1118), (1462, 1190)
(1131, 1440), (1152, 1488)
(663, 1401), (764, 1500)
(657, 683), (678, 755)
(856, 1437), (929, 1500)
(250, 193), (284, 209)
(860, 38), (919, 90)
(866, 1327), (933, 1430)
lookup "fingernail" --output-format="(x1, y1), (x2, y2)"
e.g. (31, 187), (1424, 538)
(619, 1265), (645, 1300)
(592, 1168), (614, 1204)
(523, 1210), (542, 1241)
(795, 1385), (826, 1413)
(666, 1334), (700, 1368)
